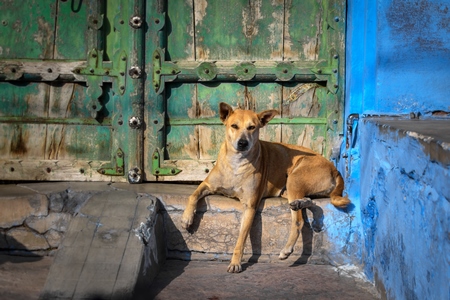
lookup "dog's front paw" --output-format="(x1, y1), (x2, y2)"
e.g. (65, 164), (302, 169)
(180, 210), (194, 230)
(289, 198), (313, 211)
(227, 262), (242, 273)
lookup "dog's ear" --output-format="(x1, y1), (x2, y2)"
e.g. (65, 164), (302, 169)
(258, 109), (278, 127)
(219, 102), (234, 123)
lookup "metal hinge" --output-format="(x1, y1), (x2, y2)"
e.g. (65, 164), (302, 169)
(151, 149), (181, 176)
(97, 148), (125, 176)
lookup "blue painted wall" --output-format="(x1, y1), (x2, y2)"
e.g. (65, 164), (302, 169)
(340, 0), (450, 298)
(359, 121), (449, 299)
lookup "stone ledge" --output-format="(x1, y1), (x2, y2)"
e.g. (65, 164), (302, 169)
(365, 118), (450, 165)
(119, 183), (344, 265)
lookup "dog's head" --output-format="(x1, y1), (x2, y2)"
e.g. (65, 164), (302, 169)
(219, 102), (278, 153)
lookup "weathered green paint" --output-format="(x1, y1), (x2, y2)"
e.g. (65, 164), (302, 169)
(0, 0), (345, 182)
(145, 0), (346, 181)
(0, 1), (56, 59)
(0, 0), (145, 182)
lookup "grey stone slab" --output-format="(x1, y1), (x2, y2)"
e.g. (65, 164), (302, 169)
(73, 279), (115, 300)
(112, 182), (197, 195)
(90, 227), (131, 250)
(45, 262), (85, 281)
(0, 184), (38, 197)
(103, 201), (139, 218)
(19, 182), (114, 195)
(79, 197), (108, 217)
(85, 247), (127, 266)
(61, 218), (97, 248)
(78, 262), (121, 282)
(53, 246), (90, 265)
(41, 278), (79, 299)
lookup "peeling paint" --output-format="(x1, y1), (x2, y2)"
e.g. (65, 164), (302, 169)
(33, 17), (53, 59)
(297, 125), (314, 148)
(242, 0), (263, 39)
(183, 133), (199, 160)
(282, 3), (295, 60)
(268, 10), (284, 60)
(303, 39), (319, 61)
(194, 0), (208, 26)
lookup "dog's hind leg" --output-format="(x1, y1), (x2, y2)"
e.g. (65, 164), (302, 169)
(279, 171), (313, 260)
(279, 208), (304, 260)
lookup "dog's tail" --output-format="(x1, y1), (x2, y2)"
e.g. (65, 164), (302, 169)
(330, 170), (351, 208)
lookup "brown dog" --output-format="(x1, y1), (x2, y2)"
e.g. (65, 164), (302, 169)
(181, 102), (350, 273)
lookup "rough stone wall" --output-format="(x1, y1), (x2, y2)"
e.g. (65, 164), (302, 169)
(0, 188), (95, 255)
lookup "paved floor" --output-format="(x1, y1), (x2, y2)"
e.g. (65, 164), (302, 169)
(0, 254), (53, 300)
(0, 255), (379, 300)
(139, 260), (380, 300)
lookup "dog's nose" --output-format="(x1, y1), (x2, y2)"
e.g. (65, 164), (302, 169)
(237, 139), (249, 151)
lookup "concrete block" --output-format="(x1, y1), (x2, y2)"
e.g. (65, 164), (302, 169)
(0, 194), (48, 228)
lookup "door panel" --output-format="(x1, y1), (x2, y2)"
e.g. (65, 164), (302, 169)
(145, 0), (345, 182)
(0, 0), (145, 182)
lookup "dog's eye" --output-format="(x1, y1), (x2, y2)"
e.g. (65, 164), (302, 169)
(247, 125), (256, 130)
(231, 124), (239, 129)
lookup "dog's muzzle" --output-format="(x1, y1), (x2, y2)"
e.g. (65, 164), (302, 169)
(237, 139), (249, 151)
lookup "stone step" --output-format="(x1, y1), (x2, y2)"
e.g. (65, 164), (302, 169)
(0, 182), (355, 299)
(114, 183), (352, 265)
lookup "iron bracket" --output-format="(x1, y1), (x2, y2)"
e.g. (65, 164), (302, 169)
(152, 48), (180, 94)
(97, 148), (125, 176)
(151, 148), (182, 176)
(74, 49), (127, 96)
(311, 48), (340, 94)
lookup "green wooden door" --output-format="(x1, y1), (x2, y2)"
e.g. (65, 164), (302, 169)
(0, 0), (145, 182)
(145, 0), (345, 181)
(0, 0), (345, 183)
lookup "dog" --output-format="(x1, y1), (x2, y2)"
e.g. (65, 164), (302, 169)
(181, 102), (350, 273)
